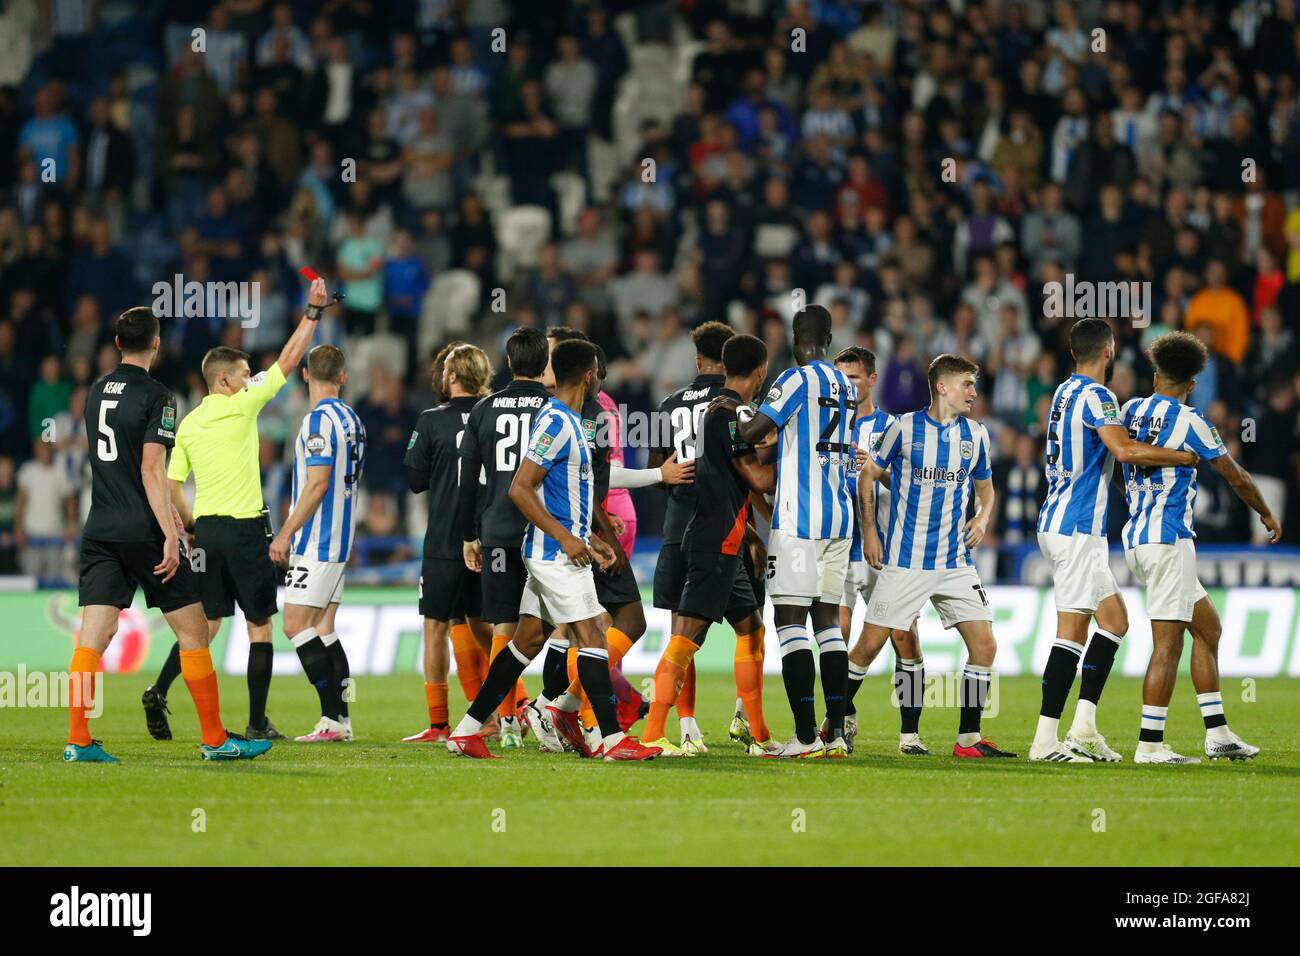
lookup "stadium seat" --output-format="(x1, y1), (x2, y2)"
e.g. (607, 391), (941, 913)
(420, 269), (482, 356)
(494, 205), (552, 282)
(550, 172), (587, 236)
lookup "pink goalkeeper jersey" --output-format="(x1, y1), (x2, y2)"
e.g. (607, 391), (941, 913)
(597, 390), (637, 553)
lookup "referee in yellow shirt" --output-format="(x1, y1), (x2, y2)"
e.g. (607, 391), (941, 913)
(141, 277), (330, 741)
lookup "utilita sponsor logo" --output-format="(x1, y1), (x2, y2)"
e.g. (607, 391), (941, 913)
(49, 886), (151, 936)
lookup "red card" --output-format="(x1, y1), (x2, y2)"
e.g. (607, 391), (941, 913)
(299, 266), (320, 281)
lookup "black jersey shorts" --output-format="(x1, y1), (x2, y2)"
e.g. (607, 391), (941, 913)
(192, 515), (281, 621)
(420, 555), (483, 621)
(593, 558), (640, 611)
(652, 540), (686, 611)
(480, 544), (527, 624)
(678, 550), (760, 625)
(78, 537), (202, 613)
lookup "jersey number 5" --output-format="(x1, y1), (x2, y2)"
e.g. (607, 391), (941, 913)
(96, 400), (119, 461)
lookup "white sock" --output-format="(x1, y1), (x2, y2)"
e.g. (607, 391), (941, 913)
(1197, 692), (1231, 740)
(1071, 699), (1098, 737)
(956, 731), (981, 748)
(452, 714), (482, 737)
(534, 694), (551, 710)
(1138, 705), (1168, 751)
(319, 630), (339, 646)
(1033, 715), (1061, 750)
(680, 716), (701, 740)
(552, 691), (582, 713)
(602, 730), (626, 750)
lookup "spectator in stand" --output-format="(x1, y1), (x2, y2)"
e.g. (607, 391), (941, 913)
(879, 334), (929, 414)
(1185, 259), (1250, 364)
(15, 438), (75, 580)
(0, 455), (16, 573)
(1246, 378), (1298, 543)
(336, 211), (384, 336)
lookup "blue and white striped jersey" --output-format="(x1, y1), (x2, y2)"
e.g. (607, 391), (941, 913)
(291, 397), (368, 563)
(1037, 374), (1122, 537)
(871, 411), (993, 570)
(757, 360), (857, 540)
(1120, 394), (1226, 547)
(847, 408), (895, 561)
(521, 398), (593, 561)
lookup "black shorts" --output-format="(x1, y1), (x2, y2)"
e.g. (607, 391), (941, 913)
(653, 541), (687, 610)
(193, 516), (280, 621)
(678, 550), (759, 625)
(742, 545), (766, 610)
(420, 556), (482, 620)
(480, 544), (526, 624)
(78, 537), (201, 613)
(593, 558), (640, 611)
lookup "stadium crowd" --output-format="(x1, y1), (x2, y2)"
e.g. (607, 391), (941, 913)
(1, 0), (1299, 582)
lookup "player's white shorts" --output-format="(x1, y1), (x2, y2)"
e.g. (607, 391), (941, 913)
(768, 527), (851, 606)
(284, 554), (345, 609)
(1125, 538), (1207, 624)
(520, 555), (604, 625)
(1037, 531), (1119, 615)
(863, 563), (992, 631)
(840, 559), (881, 609)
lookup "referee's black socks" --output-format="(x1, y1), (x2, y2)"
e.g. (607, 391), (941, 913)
(321, 632), (351, 719)
(247, 642), (273, 730)
(155, 642), (182, 697)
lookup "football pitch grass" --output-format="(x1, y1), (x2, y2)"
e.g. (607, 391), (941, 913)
(3, 673), (1298, 866)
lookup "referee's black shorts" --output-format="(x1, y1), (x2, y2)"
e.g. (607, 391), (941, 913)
(192, 515), (281, 621)
(420, 556), (483, 621)
(78, 537), (201, 613)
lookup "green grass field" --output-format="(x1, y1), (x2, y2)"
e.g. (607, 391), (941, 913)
(3, 673), (1298, 866)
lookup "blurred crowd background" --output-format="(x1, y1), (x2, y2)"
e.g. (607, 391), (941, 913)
(1, 0), (1299, 584)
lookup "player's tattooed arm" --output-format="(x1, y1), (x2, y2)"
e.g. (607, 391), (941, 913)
(509, 458), (604, 568)
(270, 464), (332, 565)
(1211, 454), (1282, 543)
(142, 444), (181, 583)
(1097, 424), (1198, 467)
(962, 475), (996, 550)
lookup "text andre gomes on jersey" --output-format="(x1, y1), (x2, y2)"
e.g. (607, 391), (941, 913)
(50, 886), (151, 936)
(1042, 274), (1151, 327)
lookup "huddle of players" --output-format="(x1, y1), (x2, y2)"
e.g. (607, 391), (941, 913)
(63, 287), (1276, 765)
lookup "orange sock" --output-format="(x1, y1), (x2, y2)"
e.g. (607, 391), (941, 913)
(643, 636), (700, 742)
(180, 648), (226, 747)
(735, 627), (770, 742)
(450, 624), (484, 703)
(514, 677), (528, 709)
(677, 659), (696, 718)
(488, 634), (517, 720)
(425, 682), (448, 727)
(67, 646), (101, 746)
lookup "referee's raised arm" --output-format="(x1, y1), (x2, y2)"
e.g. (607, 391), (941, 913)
(276, 277), (330, 378)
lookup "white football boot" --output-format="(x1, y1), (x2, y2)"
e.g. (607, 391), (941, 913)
(1134, 743), (1201, 765)
(1065, 730), (1122, 762)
